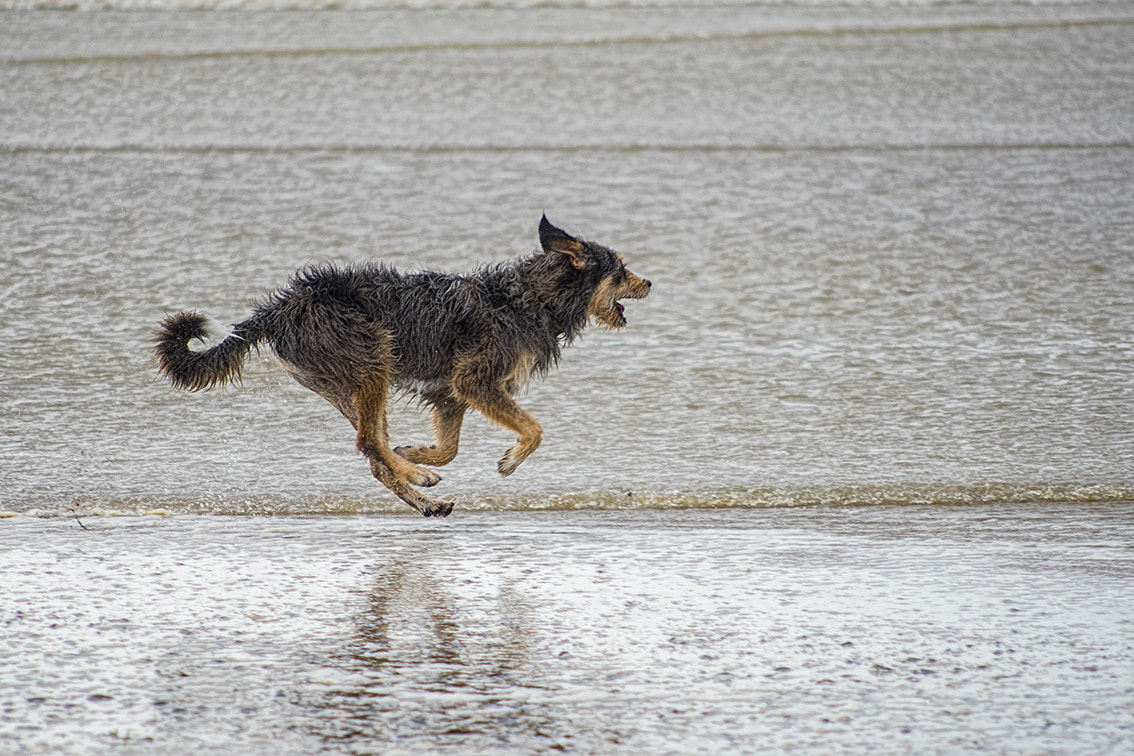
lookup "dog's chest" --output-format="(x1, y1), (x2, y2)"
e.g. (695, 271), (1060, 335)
(502, 351), (539, 395)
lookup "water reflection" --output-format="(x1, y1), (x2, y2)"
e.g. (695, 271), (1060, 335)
(307, 541), (567, 752)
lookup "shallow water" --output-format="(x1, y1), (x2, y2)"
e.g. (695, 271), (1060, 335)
(2, 505), (1133, 754)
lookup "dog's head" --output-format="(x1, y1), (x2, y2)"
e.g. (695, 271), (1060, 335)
(539, 215), (651, 330)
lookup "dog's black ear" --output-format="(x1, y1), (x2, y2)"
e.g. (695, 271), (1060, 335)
(539, 215), (586, 269)
(539, 214), (576, 250)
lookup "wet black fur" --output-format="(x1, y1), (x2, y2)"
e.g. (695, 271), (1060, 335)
(155, 220), (624, 397)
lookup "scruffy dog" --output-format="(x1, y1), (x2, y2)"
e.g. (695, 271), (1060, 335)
(154, 216), (651, 517)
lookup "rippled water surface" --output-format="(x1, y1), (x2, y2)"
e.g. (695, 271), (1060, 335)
(2, 1), (1134, 751)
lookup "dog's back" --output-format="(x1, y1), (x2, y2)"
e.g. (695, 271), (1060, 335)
(257, 246), (606, 395)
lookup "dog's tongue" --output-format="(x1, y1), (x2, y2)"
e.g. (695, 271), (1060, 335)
(615, 302), (625, 314)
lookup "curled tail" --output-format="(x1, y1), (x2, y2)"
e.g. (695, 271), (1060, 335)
(154, 311), (264, 391)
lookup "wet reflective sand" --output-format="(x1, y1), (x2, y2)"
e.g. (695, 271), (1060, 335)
(2, 505), (1131, 753)
(3, 5), (1134, 514)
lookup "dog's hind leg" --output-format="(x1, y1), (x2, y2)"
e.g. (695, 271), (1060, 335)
(366, 454), (453, 518)
(353, 373), (453, 517)
(394, 395), (467, 468)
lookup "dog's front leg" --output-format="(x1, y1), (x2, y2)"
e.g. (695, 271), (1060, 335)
(394, 396), (467, 468)
(455, 384), (543, 477)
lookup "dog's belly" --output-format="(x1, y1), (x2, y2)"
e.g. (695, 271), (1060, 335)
(394, 377), (451, 397)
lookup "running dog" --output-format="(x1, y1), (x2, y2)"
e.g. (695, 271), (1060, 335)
(154, 216), (651, 517)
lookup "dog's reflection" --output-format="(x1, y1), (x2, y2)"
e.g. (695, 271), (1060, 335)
(310, 551), (568, 750)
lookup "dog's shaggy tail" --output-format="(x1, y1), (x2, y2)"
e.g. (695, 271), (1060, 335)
(154, 311), (264, 392)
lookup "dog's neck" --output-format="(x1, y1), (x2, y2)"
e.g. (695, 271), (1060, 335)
(510, 252), (593, 343)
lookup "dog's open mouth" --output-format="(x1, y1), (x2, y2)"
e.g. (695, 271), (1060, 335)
(588, 270), (650, 330)
(608, 300), (634, 329)
(587, 299), (628, 330)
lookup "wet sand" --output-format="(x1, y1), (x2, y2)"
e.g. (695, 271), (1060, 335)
(2, 503), (1131, 754)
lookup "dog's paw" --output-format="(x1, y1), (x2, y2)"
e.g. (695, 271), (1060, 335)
(498, 453), (521, 478)
(408, 466), (442, 488)
(421, 499), (454, 518)
(394, 444), (424, 462)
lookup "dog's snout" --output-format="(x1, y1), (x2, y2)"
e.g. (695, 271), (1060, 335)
(645, 279), (652, 289)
